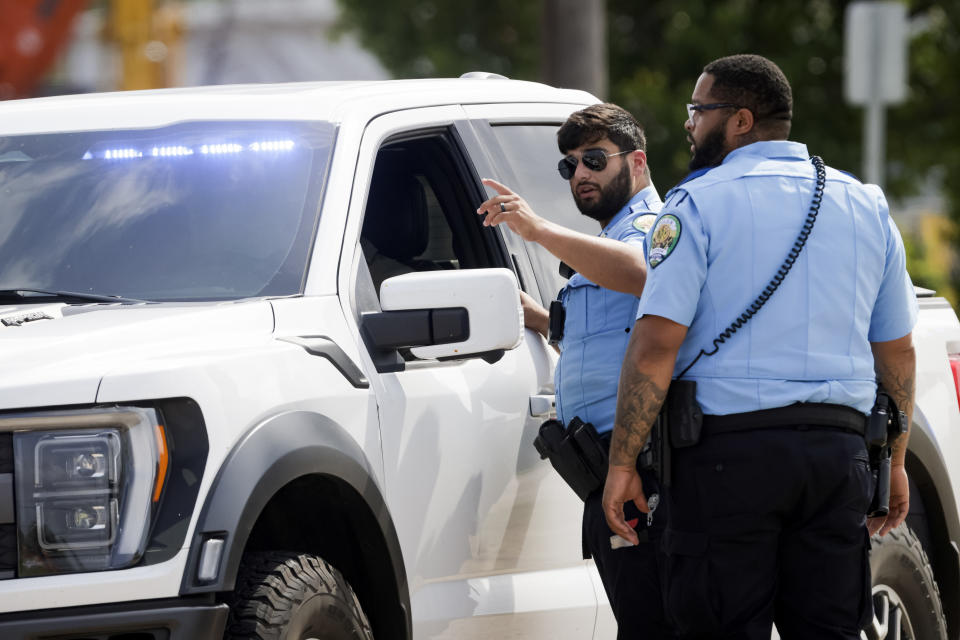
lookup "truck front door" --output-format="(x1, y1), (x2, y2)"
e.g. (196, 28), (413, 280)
(340, 106), (597, 639)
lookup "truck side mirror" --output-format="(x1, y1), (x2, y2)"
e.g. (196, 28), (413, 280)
(361, 268), (523, 362)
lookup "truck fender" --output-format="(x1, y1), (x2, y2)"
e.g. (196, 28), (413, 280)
(178, 410), (408, 630)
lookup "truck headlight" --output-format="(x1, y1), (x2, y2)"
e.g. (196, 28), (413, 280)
(8, 407), (168, 576)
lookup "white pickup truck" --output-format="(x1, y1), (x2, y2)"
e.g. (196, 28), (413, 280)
(0, 76), (955, 640)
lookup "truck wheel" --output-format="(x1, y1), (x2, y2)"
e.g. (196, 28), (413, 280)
(864, 524), (947, 640)
(225, 551), (373, 640)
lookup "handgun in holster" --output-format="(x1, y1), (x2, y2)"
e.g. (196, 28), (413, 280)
(533, 416), (607, 501)
(640, 379), (702, 488)
(865, 390), (908, 518)
(637, 414), (670, 488)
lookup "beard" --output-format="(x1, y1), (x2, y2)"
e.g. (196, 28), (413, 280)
(688, 123), (729, 171)
(572, 162), (632, 223)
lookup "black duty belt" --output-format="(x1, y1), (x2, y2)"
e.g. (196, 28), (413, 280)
(702, 402), (867, 437)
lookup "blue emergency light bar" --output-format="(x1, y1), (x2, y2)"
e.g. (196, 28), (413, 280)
(84, 140), (296, 161)
(151, 146), (193, 157)
(200, 143), (242, 155)
(104, 149), (141, 160)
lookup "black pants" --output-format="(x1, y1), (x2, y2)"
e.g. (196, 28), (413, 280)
(583, 468), (674, 640)
(661, 426), (874, 639)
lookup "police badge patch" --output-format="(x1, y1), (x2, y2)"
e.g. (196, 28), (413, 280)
(648, 214), (681, 268)
(632, 213), (657, 233)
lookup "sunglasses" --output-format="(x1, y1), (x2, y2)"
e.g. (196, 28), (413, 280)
(557, 148), (634, 180)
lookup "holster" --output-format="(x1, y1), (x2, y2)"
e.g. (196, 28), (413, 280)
(866, 391), (907, 518)
(533, 416), (607, 501)
(640, 380), (702, 488)
(637, 414), (671, 488)
(666, 379), (703, 449)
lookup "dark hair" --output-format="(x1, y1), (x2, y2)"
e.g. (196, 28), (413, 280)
(703, 54), (792, 132)
(557, 103), (647, 155)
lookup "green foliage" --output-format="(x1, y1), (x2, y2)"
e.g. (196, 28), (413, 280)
(888, 3), (960, 224)
(333, 0), (540, 79)
(607, 0), (861, 187)
(332, 0), (946, 187)
(902, 229), (958, 306)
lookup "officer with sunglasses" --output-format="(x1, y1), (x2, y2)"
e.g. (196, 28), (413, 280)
(478, 103), (672, 640)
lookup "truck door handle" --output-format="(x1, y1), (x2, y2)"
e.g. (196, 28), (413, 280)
(529, 394), (556, 417)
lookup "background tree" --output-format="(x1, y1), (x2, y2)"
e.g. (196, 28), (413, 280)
(333, 0), (540, 79)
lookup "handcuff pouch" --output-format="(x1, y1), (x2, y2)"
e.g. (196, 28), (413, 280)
(547, 300), (565, 346)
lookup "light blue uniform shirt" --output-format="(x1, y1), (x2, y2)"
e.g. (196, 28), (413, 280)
(555, 185), (663, 434)
(637, 141), (918, 415)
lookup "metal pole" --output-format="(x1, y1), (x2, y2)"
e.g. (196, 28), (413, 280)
(864, 101), (885, 187)
(541, 0), (607, 99)
(862, 6), (886, 188)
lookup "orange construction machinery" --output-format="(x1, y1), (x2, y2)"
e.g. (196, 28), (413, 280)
(0, 0), (89, 99)
(0, 0), (182, 100)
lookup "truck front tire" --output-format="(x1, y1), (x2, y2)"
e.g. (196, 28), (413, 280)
(225, 551), (373, 640)
(865, 524), (947, 640)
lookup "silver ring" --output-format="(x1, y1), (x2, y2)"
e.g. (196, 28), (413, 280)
(499, 202), (507, 213)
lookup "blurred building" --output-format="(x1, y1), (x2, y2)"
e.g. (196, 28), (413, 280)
(46, 0), (388, 95)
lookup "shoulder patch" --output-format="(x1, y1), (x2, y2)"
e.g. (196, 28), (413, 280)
(632, 213), (657, 233)
(648, 214), (681, 268)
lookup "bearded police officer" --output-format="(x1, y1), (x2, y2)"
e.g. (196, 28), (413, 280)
(602, 55), (917, 639)
(478, 103), (672, 639)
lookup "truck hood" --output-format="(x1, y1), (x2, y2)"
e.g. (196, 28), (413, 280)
(0, 301), (275, 409)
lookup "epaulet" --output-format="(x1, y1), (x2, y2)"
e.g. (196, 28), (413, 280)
(628, 199), (659, 215)
(664, 190), (689, 207)
(819, 164), (862, 185)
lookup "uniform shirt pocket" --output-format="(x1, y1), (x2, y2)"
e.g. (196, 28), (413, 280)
(559, 278), (598, 341)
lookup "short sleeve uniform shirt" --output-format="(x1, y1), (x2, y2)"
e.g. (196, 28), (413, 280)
(555, 185), (662, 433)
(636, 141), (917, 415)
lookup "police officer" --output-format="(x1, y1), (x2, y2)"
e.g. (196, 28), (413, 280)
(477, 103), (672, 639)
(602, 55), (917, 639)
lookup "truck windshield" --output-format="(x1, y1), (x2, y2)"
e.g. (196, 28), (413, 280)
(0, 120), (335, 301)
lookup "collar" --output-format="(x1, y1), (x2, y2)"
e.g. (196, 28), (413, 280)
(722, 140), (809, 164)
(601, 185), (661, 236)
(672, 167), (712, 190)
(666, 141), (810, 202)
